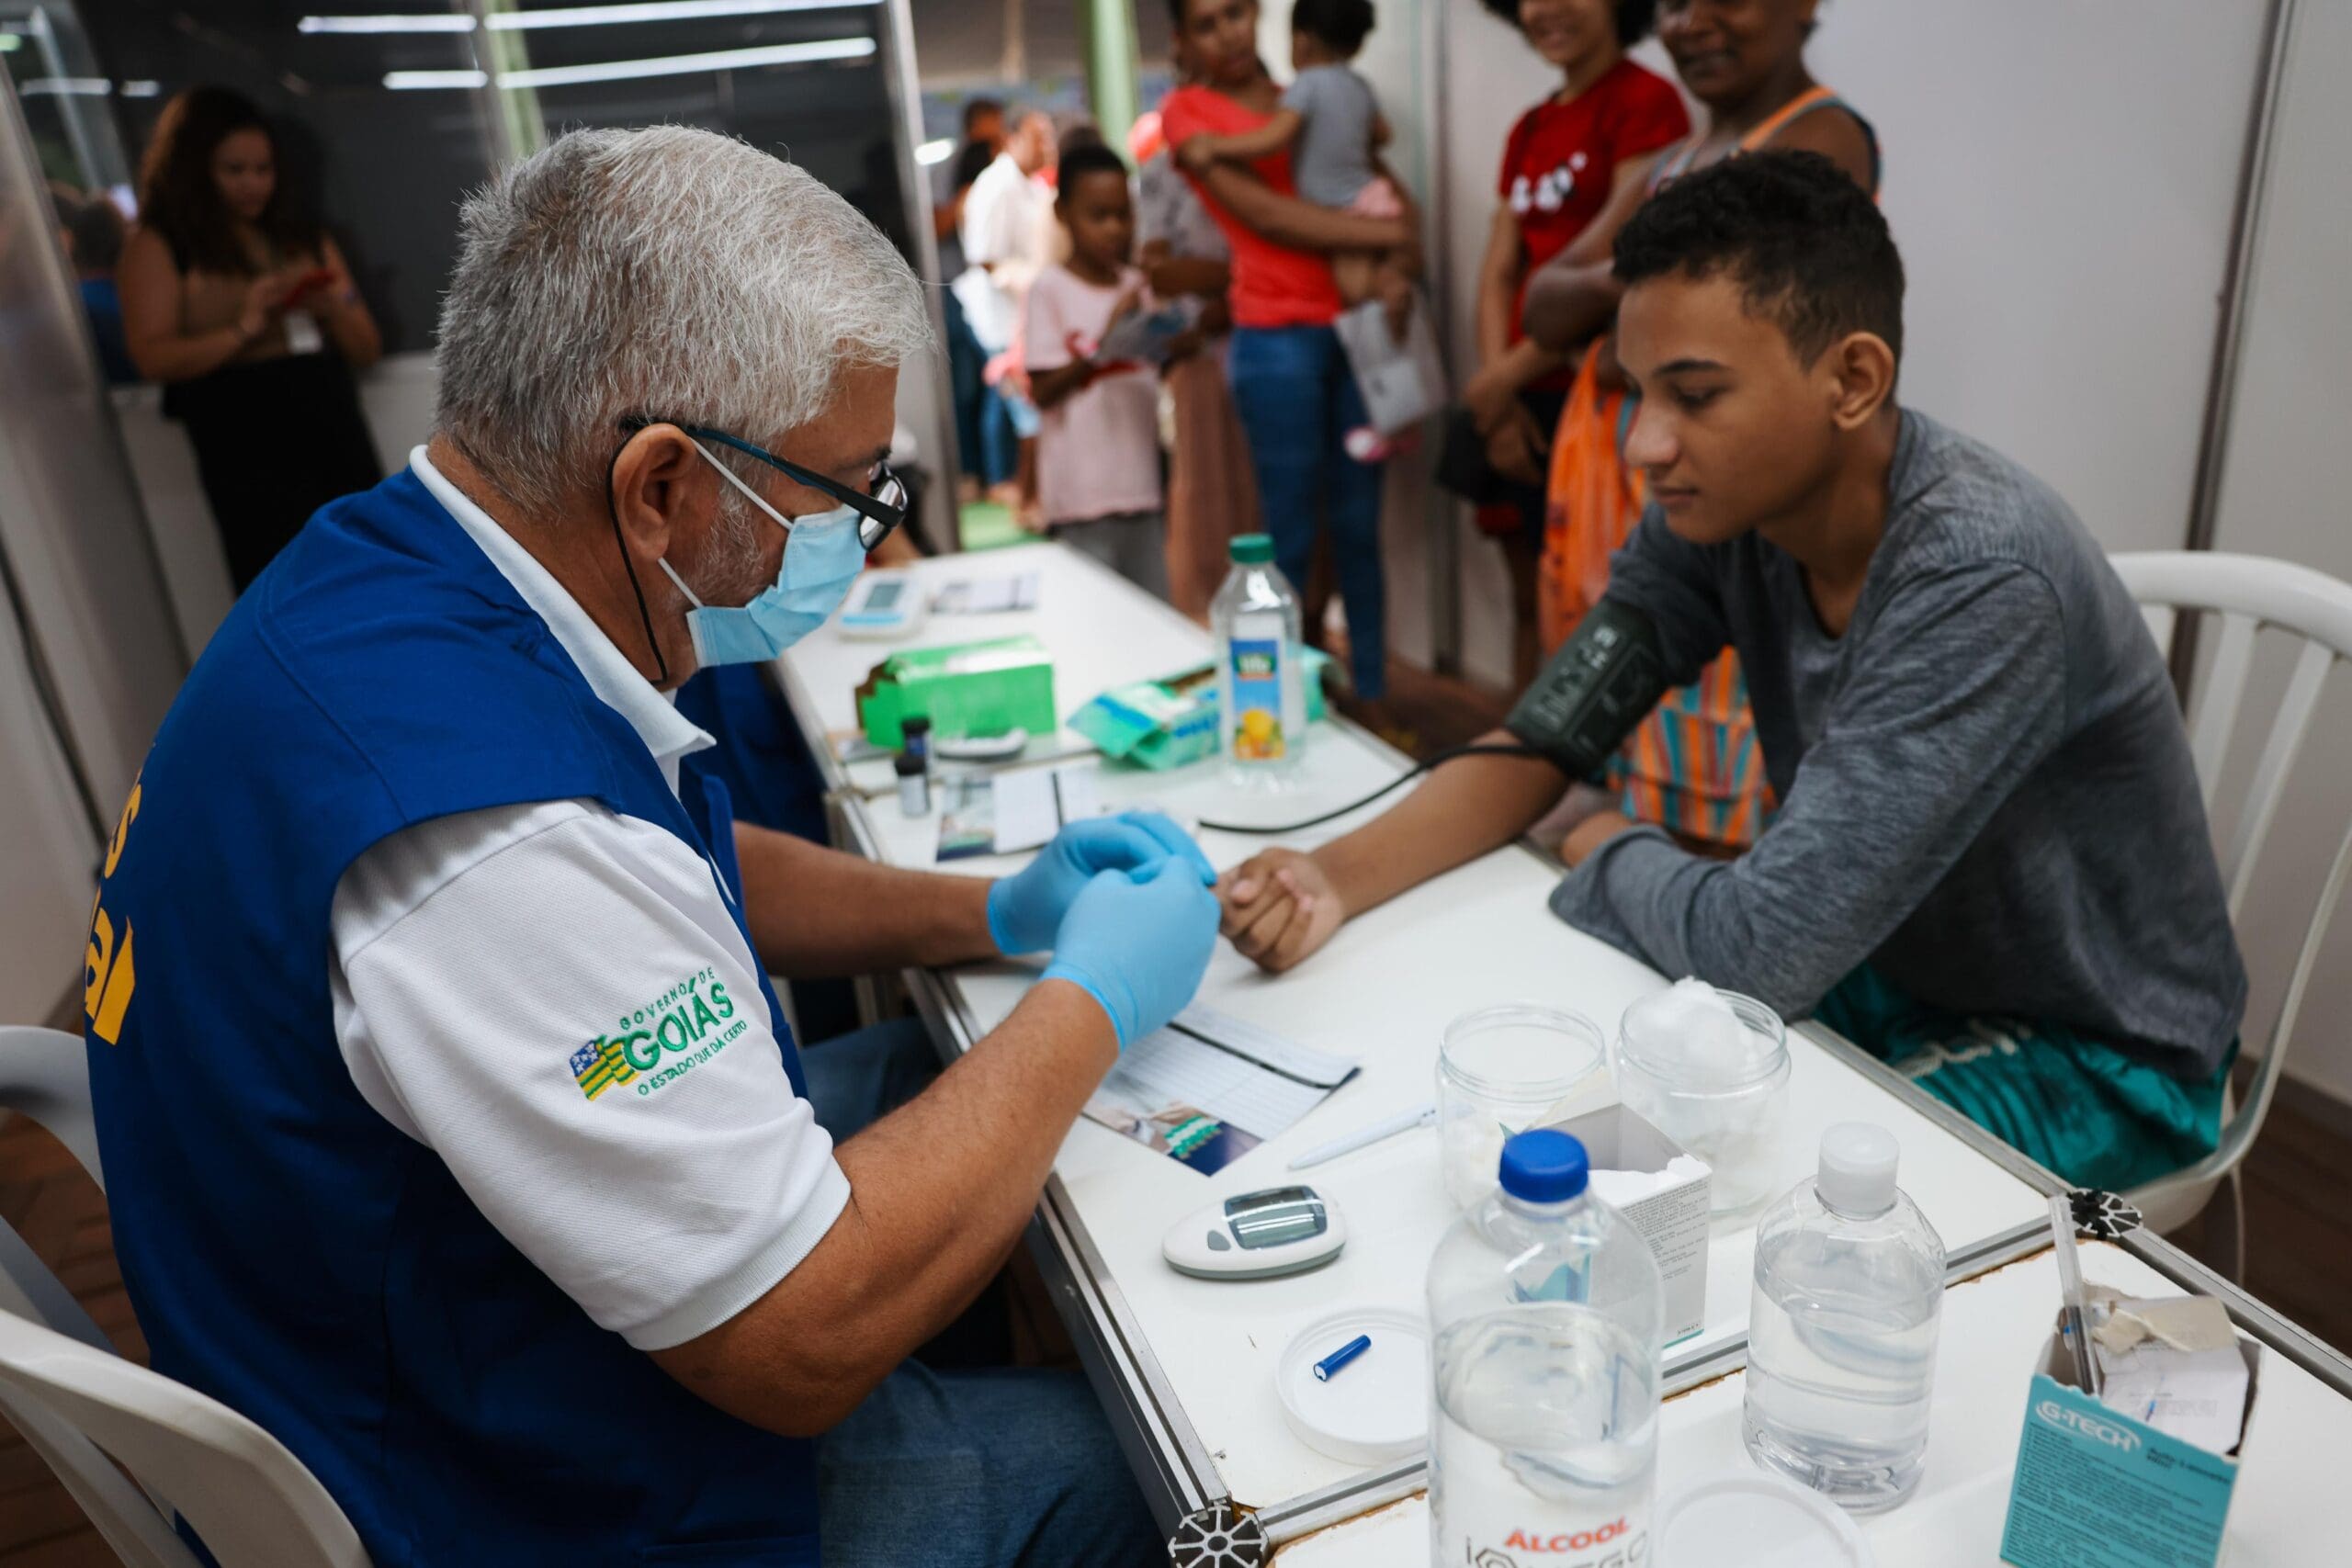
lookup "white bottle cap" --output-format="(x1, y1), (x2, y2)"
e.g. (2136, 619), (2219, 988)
(1815, 1122), (1899, 1218)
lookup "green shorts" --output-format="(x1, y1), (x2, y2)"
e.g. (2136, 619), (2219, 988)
(1813, 964), (2233, 1193)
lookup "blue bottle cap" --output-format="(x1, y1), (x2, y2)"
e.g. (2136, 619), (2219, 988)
(1499, 1129), (1589, 1202)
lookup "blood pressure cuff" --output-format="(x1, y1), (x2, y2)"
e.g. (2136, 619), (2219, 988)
(1503, 600), (1670, 781)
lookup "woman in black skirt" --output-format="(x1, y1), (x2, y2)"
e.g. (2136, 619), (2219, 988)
(119, 86), (383, 592)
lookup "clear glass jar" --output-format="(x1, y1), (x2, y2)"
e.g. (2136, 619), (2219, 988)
(1612, 986), (1792, 1221)
(1437, 1005), (1610, 1210)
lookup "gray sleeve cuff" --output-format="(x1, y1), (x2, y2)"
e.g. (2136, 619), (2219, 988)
(1546, 826), (1694, 976)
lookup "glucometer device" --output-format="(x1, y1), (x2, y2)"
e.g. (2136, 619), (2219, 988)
(838, 572), (925, 639)
(1163, 1186), (1347, 1280)
(1502, 600), (1668, 781)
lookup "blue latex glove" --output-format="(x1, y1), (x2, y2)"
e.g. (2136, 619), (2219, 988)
(1041, 857), (1222, 1050)
(986, 811), (1215, 956)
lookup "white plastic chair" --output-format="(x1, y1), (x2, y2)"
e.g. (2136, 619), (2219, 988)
(0, 1025), (369, 1567)
(2108, 553), (2352, 1269)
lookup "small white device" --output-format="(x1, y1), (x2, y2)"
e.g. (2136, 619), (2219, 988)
(933, 728), (1031, 763)
(1162, 1185), (1346, 1280)
(837, 572), (925, 640)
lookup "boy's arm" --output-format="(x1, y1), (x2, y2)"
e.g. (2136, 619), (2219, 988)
(1557, 567), (2067, 1016)
(1220, 737), (1574, 972)
(1178, 109), (1305, 171)
(1222, 515), (1727, 972)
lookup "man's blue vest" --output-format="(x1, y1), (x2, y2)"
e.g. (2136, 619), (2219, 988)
(83, 470), (820, 1565)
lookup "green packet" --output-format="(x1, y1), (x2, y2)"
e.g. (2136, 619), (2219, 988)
(1069, 650), (1330, 771)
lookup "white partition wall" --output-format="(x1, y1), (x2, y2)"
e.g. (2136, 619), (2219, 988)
(2205, 0), (2352, 1108)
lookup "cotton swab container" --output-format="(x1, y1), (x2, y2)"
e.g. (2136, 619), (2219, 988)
(1613, 980), (1792, 1221)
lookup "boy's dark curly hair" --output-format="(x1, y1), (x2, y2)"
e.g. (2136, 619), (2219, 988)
(1294, 0), (1376, 57)
(1613, 149), (1903, 366)
(1476, 0), (1660, 49)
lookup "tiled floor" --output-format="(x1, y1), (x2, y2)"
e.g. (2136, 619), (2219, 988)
(5, 657), (2346, 1562)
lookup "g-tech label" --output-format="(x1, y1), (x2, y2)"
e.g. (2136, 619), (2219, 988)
(2037, 1399), (2142, 1452)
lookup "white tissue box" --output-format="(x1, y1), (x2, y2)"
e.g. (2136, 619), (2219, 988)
(1549, 1102), (1712, 1344)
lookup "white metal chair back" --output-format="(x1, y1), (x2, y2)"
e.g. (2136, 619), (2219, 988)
(2109, 552), (2352, 1221)
(0, 1025), (369, 1567)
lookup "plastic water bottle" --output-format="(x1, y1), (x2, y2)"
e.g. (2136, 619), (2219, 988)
(1743, 1122), (1946, 1513)
(1429, 1130), (1665, 1566)
(1211, 533), (1306, 788)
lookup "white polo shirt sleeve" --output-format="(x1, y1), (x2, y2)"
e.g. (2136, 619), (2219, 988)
(328, 796), (850, 1351)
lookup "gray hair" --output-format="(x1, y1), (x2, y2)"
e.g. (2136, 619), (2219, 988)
(435, 124), (931, 518)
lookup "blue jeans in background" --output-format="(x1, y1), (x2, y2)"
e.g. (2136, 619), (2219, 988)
(1226, 323), (1388, 699)
(802, 1021), (1164, 1567)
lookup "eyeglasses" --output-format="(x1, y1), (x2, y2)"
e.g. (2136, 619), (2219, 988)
(617, 416), (909, 551)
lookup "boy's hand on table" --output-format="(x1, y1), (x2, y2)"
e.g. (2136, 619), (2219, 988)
(1216, 848), (1344, 973)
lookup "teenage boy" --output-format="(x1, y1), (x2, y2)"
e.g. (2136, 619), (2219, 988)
(1217, 151), (2245, 1192)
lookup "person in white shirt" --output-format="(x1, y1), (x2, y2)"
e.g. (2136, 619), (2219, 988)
(956, 109), (1057, 518)
(89, 124), (1215, 1566)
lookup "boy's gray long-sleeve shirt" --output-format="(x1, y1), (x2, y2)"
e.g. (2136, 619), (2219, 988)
(1547, 410), (2245, 1077)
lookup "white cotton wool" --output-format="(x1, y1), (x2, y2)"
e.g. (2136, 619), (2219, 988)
(1625, 977), (1761, 1086)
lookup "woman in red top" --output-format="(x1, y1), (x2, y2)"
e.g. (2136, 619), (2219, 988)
(1463, 0), (1690, 687)
(1160, 0), (1419, 706)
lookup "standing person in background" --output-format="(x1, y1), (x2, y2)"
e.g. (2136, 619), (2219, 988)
(119, 86), (382, 592)
(1160, 0), (1420, 722)
(940, 139), (1001, 501)
(1136, 92), (1262, 619)
(1175, 0), (1412, 353)
(1521, 0), (1876, 854)
(957, 111), (1057, 524)
(1464, 0), (1688, 688)
(50, 183), (139, 384)
(1023, 144), (1170, 599)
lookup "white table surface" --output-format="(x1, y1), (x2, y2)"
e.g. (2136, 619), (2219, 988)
(776, 544), (2057, 1518)
(1273, 1241), (2351, 1565)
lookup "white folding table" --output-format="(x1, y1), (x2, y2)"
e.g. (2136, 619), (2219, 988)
(774, 543), (2352, 1562)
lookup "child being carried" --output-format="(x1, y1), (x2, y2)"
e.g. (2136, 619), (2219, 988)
(1177, 0), (1408, 315)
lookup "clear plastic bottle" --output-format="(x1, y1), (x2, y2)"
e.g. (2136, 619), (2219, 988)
(1210, 533), (1306, 788)
(1743, 1122), (1946, 1513)
(1429, 1130), (1665, 1567)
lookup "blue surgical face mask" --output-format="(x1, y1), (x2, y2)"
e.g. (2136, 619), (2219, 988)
(657, 438), (867, 666)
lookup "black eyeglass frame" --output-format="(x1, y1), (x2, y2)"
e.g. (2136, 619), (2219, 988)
(616, 415), (908, 551)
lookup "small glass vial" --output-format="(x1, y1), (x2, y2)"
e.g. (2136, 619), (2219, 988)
(894, 751), (931, 817)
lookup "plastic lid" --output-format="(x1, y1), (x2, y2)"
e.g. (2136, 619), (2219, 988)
(1499, 1129), (1589, 1202)
(1655, 1472), (1873, 1567)
(1276, 1306), (1429, 1466)
(893, 752), (925, 777)
(1230, 533), (1274, 564)
(1816, 1122), (1900, 1218)
(901, 716), (931, 738)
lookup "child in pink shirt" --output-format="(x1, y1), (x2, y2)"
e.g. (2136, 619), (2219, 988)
(1023, 143), (1170, 599)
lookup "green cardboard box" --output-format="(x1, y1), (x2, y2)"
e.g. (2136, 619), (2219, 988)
(856, 636), (1057, 750)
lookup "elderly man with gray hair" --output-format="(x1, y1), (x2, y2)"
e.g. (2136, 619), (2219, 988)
(83, 126), (1215, 1565)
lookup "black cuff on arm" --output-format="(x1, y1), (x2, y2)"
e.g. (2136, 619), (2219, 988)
(1503, 601), (1670, 783)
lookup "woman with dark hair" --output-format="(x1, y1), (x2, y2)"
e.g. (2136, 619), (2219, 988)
(1159, 0), (1419, 713)
(1464, 0), (1688, 688)
(119, 85), (382, 592)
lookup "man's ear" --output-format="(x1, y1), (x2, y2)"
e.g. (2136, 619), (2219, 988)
(1824, 330), (1897, 432)
(607, 424), (722, 567)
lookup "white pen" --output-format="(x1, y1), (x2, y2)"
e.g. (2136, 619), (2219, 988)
(1288, 1102), (1438, 1171)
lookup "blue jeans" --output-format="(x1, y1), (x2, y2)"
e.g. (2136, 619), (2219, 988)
(799, 1021), (1163, 1567)
(1226, 324), (1388, 698)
